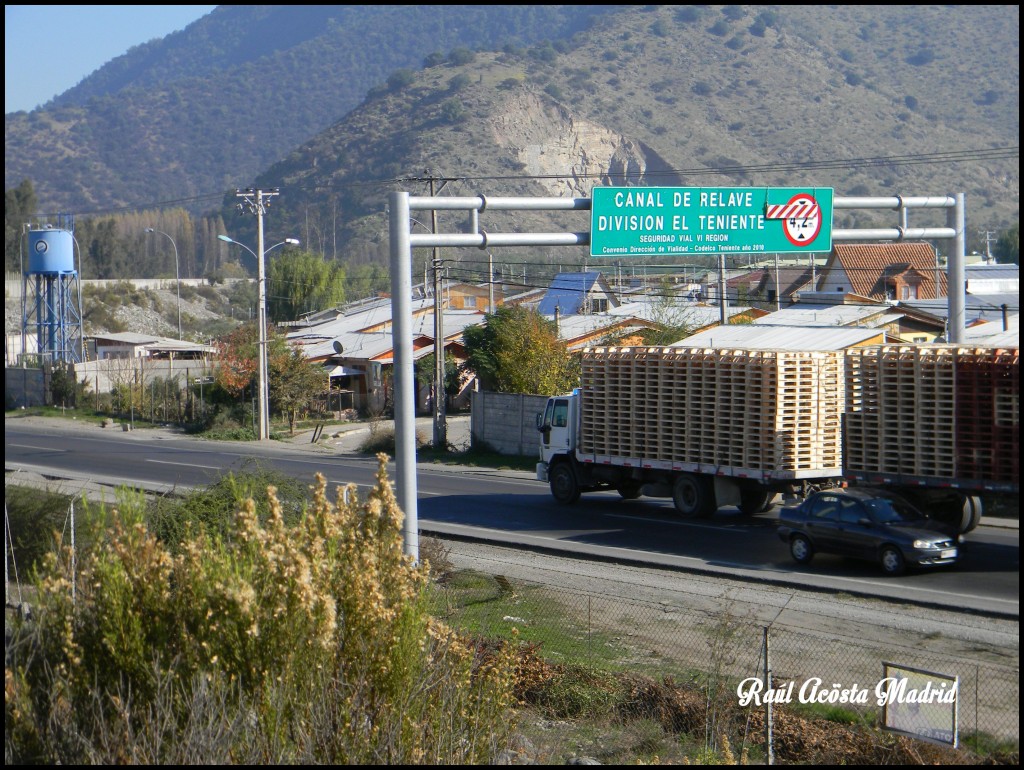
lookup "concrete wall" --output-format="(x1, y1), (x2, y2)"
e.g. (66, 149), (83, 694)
(75, 358), (214, 395)
(470, 390), (549, 457)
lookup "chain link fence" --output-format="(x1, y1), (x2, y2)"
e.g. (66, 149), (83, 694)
(426, 567), (1018, 759)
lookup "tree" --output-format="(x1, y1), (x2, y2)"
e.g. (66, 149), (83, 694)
(214, 323), (259, 399)
(994, 223), (1019, 265)
(269, 343), (327, 434)
(461, 306), (579, 395)
(415, 352), (462, 410)
(5, 178), (37, 273)
(267, 249), (347, 323)
(386, 68), (415, 91)
(48, 361), (83, 408)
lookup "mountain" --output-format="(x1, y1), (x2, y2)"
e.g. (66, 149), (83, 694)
(252, 4), (1021, 268)
(5, 5), (1019, 276)
(5, 5), (615, 214)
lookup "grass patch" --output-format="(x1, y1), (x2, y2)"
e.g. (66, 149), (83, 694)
(6, 405), (107, 425)
(426, 571), (672, 675)
(788, 699), (872, 726)
(959, 730), (1020, 763)
(419, 443), (536, 472)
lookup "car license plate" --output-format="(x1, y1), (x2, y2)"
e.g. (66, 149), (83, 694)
(941, 548), (957, 559)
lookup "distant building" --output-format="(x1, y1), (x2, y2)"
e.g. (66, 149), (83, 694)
(816, 243), (946, 301)
(537, 272), (620, 316)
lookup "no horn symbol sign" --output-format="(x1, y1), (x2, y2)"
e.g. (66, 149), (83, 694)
(766, 194), (822, 247)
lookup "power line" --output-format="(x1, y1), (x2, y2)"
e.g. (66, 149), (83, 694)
(36, 146), (1019, 222)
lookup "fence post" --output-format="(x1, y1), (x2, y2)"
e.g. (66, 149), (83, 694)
(764, 626), (773, 765)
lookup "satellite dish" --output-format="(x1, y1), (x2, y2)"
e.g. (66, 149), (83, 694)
(332, 340), (344, 354)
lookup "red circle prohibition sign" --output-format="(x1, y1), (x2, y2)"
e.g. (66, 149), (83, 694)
(781, 194), (822, 247)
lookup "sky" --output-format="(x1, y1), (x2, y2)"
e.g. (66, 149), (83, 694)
(5, 5), (217, 114)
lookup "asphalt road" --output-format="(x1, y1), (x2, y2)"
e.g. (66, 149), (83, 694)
(5, 414), (1018, 619)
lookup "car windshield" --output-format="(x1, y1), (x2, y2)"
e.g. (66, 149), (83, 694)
(863, 497), (924, 524)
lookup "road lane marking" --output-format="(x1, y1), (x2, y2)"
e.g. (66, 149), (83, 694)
(9, 443), (67, 452)
(146, 459), (221, 470)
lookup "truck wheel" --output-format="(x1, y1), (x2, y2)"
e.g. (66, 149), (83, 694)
(618, 481), (643, 500)
(790, 534), (814, 565)
(672, 474), (715, 518)
(738, 484), (773, 515)
(879, 546), (906, 576)
(549, 463), (581, 505)
(962, 496), (982, 534)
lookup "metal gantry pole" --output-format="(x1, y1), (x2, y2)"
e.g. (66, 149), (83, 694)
(389, 191), (419, 562)
(947, 193), (966, 343)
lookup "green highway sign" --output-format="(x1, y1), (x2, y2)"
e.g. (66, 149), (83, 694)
(590, 186), (834, 257)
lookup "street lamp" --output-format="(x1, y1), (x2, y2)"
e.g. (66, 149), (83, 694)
(145, 228), (181, 339)
(218, 233), (299, 440)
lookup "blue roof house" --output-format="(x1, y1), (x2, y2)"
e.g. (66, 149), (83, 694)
(537, 271), (620, 316)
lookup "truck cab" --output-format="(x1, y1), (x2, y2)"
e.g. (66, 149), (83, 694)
(538, 393), (576, 460)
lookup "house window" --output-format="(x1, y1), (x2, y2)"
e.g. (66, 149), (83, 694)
(836, 287), (844, 292)
(591, 298), (609, 313)
(901, 286), (918, 300)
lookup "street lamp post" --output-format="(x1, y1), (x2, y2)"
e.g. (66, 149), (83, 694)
(145, 228), (181, 339)
(218, 233), (299, 441)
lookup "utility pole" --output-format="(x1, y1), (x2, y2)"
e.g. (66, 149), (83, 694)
(982, 230), (997, 262)
(235, 187), (279, 441)
(488, 252), (495, 314)
(774, 252), (781, 311)
(718, 254), (728, 324)
(428, 172), (447, 449)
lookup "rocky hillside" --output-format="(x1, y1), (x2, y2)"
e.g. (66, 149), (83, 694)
(5, 280), (247, 341)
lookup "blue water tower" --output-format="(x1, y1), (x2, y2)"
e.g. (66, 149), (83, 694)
(22, 226), (84, 364)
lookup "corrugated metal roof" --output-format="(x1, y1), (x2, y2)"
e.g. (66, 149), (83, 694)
(755, 303), (897, 327)
(672, 324), (885, 350)
(90, 331), (161, 345)
(902, 293), (1020, 319)
(537, 272), (600, 315)
(965, 263), (1019, 280)
(607, 299), (750, 326)
(961, 314), (1019, 346)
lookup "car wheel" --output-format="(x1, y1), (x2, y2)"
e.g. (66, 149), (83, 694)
(549, 463), (581, 505)
(879, 546), (906, 576)
(790, 534), (814, 565)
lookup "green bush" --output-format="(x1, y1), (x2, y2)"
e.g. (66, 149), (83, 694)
(4, 486), (77, 578)
(6, 461), (518, 764)
(146, 463), (309, 551)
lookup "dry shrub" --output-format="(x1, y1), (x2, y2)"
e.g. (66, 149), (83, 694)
(619, 675), (708, 735)
(5, 456), (518, 764)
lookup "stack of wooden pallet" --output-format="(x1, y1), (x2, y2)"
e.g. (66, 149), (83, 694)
(580, 346), (845, 473)
(843, 345), (1019, 484)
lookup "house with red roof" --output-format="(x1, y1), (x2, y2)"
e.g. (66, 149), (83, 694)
(815, 243), (947, 301)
